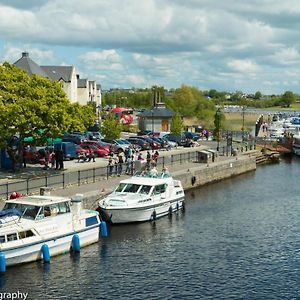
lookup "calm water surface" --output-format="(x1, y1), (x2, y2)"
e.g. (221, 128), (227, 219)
(1, 157), (300, 300)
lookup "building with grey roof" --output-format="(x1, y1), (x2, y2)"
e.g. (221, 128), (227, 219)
(14, 52), (49, 78)
(13, 52), (102, 107)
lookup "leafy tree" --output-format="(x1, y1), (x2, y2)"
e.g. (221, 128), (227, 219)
(0, 62), (91, 169)
(280, 91), (296, 107)
(170, 113), (183, 135)
(100, 113), (122, 139)
(254, 91), (262, 100)
(213, 109), (225, 142)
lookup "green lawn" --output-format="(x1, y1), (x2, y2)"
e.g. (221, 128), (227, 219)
(224, 112), (260, 132)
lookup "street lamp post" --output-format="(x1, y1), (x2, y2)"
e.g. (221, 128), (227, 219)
(242, 106), (246, 141)
(151, 109), (154, 133)
(216, 108), (221, 151)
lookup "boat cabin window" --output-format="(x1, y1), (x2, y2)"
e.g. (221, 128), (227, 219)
(19, 230), (35, 239)
(7, 233), (18, 242)
(123, 184), (141, 193)
(140, 185), (152, 195)
(0, 236), (5, 243)
(152, 184), (167, 195)
(4, 203), (41, 220)
(115, 183), (126, 192)
(40, 202), (71, 218)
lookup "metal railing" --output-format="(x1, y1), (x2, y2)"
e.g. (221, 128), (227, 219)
(0, 151), (198, 200)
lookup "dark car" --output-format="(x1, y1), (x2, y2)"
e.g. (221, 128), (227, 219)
(184, 132), (200, 141)
(126, 137), (151, 150)
(135, 136), (161, 149)
(62, 133), (87, 144)
(164, 134), (188, 146)
(151, 137), (168, 148)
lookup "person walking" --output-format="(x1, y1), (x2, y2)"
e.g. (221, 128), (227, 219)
(117, 153), (124, 176)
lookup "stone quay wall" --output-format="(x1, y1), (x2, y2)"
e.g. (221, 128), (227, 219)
(83, 155), (256, 210)
(175, 155), (256, 191)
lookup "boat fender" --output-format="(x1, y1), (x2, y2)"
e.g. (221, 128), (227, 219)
(152, 210), (157, 221)
(0, 253), (6, 273)
(191, 176), (196, 186)
(72, 234), (81, 252)
(168, 205), (173, 215)
(100, 221), (108, 237)
(176, 202), (179, 210)
(41, 244), (50, 263)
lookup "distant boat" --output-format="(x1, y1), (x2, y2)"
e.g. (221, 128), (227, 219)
(293, 135), (300, 156)
(99, 171), (185, 224)
(0, 193), (101, 268)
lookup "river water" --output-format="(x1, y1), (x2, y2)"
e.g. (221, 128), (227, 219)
(1, 156), (300, 300)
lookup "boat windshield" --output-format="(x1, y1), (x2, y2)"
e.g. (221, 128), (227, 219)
(140, 185), (152, 195)
(4, 203), (41, 220)
(123, 184), (141, 193)
(115, 183), (127, 192)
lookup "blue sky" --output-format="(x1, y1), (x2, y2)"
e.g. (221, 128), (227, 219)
(1, 0), (300, 94)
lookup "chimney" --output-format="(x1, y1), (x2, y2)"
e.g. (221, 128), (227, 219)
(22, 52), (29, 58)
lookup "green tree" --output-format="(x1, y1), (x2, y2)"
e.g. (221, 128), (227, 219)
(100, 113), (122, 139)
(213, 109), (225, 142)
(281, 91), (296, 107)
(0, 62), (91, 169)
(254, 91), (262, 100)
(170, 113), (183, 135)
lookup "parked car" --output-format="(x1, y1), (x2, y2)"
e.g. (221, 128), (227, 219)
(184, 131), (200, 141)
(79, 143), (108, 157)
(84, 131), (104, 141)
(151, 137), (169, 149)
(116, 139), (141, 151)
(137, 130), (152, 136)
(101, 139), (129, 153)
(81, 140), (110, 152)
(135, 136), (161, 149)
(62, 133), (87, 144)
(75, 145), (89, 157)
(126, 137), (151, 150)
(163, 134), (188, 146)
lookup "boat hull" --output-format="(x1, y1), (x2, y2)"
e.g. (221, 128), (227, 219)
(3, 225), (99, 267)
(100, 197), (185, 224)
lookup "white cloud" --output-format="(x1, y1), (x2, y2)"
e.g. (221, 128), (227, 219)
(2, 44), (54, 64)
(227, 59), (260, 73)
(2, 1), (300, 93)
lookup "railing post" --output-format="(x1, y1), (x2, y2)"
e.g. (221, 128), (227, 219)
(27, 178), (29, 195)
(63, 173), (65, 189)
(180, 153), (182, 164)
(78, 170), (81, 186)
(93, 168), (96, 183)
(45, 176), (48, 187)
(6, 183), (9, 200)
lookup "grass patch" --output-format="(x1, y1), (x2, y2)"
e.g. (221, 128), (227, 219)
(224, 112), (260, 132)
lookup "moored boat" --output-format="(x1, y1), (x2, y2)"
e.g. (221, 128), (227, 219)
(98, 169), (185, 224)
(0, 193), (102, 270)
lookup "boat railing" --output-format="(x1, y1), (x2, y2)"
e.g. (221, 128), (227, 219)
(133, 171), (171, 179)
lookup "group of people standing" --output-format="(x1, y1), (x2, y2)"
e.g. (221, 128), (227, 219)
(107, 147), (160, 177)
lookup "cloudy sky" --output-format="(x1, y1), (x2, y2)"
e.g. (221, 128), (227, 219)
(1, 0), (300, 94)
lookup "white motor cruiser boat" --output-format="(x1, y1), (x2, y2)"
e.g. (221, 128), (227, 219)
(0, 193), (101, 269)
(98, 170), (185, 224)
